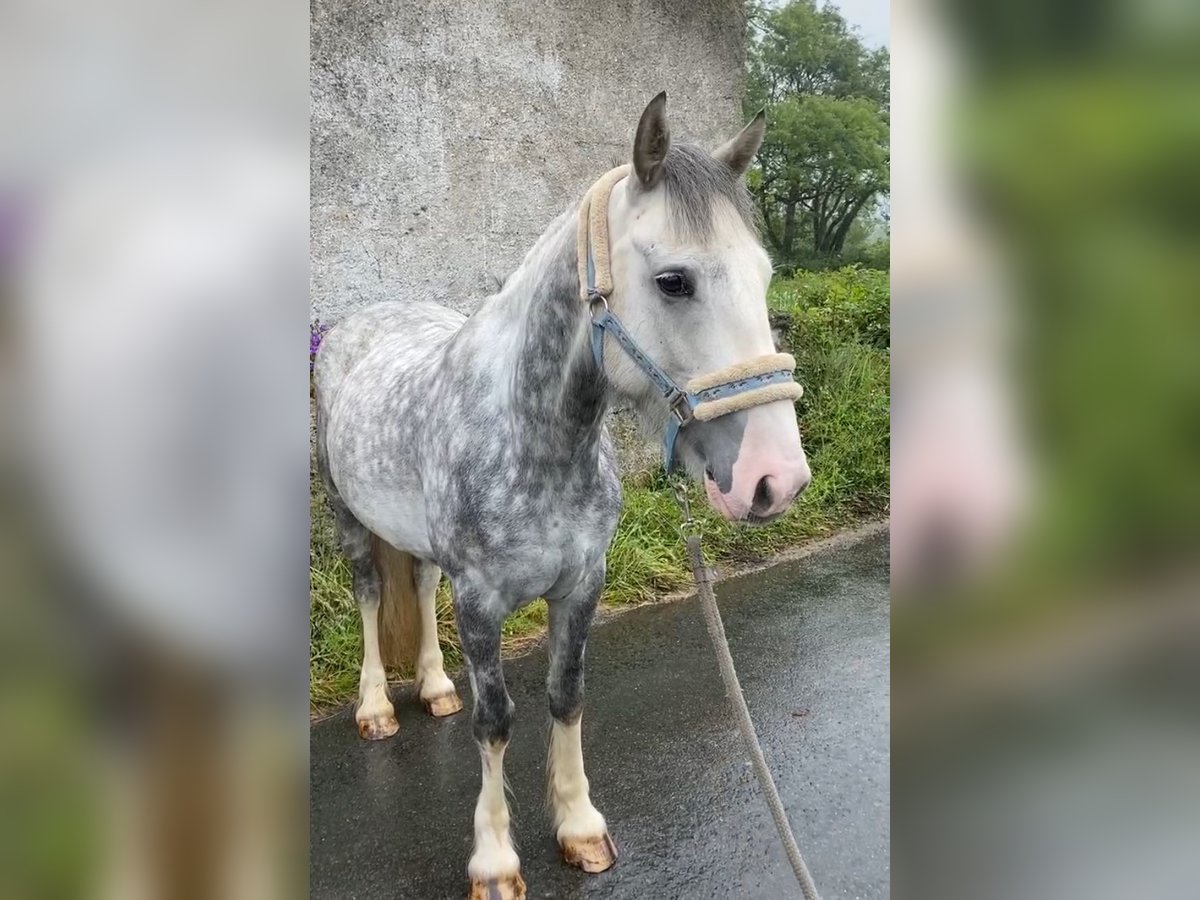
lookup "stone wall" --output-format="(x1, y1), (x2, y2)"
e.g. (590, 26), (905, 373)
(311, 0), (747, 320)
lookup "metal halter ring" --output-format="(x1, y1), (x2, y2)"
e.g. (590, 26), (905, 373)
(588, 292), (609, 319)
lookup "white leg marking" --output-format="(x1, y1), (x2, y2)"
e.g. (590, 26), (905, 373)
(548, 717), (607, 842)
(414, 564), (456, 702)
(468, 742), (521, 879)
(355, 601), (396, 733)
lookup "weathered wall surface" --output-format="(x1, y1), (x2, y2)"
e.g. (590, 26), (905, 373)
(311, 0), (747, 321)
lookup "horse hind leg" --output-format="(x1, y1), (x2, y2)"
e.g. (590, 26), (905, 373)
(412, 559), (462, 717)
(341, 518), (399, 740)
(316, 407), (397, 739)
(319, 492), (396, 737)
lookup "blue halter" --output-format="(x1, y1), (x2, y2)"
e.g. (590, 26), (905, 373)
(585, 248), (796, 474)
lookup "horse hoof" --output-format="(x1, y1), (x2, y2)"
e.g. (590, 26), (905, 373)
(561, 832), (618, 873)
(467, 873), (526, 900)
(355, 712), (399, 741)
(423, 691), (463, 718)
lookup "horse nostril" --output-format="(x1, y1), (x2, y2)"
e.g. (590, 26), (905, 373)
(752, 475), (774, 513)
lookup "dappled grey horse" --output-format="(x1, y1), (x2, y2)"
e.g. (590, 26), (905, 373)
(315, 93), (810, 899)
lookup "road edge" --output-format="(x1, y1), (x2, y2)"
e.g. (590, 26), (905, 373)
(310, 518), (889, 723)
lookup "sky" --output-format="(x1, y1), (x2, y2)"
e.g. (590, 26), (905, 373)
(822, 0), (891, 48)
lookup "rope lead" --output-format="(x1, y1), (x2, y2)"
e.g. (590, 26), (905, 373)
(682, 527), (822, 900)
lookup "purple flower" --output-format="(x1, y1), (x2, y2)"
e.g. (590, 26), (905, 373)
(310, 320), (331, 370)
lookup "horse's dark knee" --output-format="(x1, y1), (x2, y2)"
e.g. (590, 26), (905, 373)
(349, 555), (380, 607)
(327, 490), (378, 607)
(546, 589), (596, 724)
(548, 670), (584, 723)
(453, 585), (513, 742)
(472, 672), (514, 745)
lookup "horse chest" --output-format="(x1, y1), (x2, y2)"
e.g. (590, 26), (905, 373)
(430, 461), (619, 600)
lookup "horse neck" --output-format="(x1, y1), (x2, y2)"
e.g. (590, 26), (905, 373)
(488, 209), (609, 453)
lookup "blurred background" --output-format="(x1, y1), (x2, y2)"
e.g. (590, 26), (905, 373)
(0, 1), (308, 897)
(2, 0), (1198, 895)
(892, 0), (1200, 895)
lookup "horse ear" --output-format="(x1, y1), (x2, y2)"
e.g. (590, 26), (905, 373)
(713, 110), (766, 176)
(632, 91), (670, 189)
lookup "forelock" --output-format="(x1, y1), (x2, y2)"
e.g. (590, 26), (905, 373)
(660, 144), (758, 240)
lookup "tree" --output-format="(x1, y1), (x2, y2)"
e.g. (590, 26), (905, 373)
(755, 95), (888, 261)
(746, 0), (890, 266)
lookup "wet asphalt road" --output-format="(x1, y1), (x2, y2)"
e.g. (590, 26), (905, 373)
(311, 531), (889, 899)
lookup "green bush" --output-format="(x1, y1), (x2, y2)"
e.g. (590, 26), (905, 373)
(309, 267), (890, 710)
(774, 240), (889, 275)
(770, 266), (890, 350)
(772, 267), (890, 508)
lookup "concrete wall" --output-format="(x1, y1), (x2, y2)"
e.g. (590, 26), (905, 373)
(311, 0), (747, 321)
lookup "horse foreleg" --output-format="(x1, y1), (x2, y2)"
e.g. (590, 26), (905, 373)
(455, 583), (525, 900)
(413, 559), (462, 717)
(546, 564), (617, 874)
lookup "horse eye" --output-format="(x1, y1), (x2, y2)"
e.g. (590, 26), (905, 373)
(655, 272), (693, 297)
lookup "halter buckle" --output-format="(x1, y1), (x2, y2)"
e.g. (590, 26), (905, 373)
(667, 389), (694, 426)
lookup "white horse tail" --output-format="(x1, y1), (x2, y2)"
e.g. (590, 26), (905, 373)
(370, 536), (422, 670)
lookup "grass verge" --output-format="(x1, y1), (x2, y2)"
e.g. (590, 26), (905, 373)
(310, 267), (889, 712)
